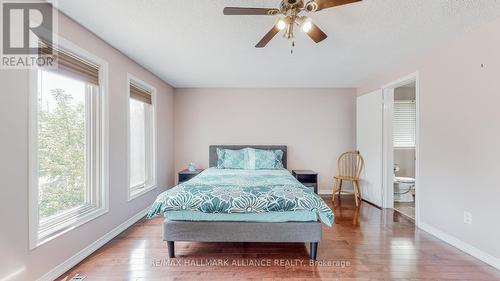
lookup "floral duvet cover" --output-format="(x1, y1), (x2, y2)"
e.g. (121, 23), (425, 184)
(147, 168), (334, 226)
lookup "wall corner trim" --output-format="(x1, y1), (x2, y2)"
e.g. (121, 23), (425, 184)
(419, 222), (500, 270)
(36, 207), (151, 281)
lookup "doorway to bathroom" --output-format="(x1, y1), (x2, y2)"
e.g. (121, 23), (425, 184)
(392, 82), (417, 219)
(381, 73), (419, 222)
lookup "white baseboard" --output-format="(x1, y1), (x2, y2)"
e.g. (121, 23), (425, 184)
(37, 207), (150, 281)
(419, 222), (500, 270)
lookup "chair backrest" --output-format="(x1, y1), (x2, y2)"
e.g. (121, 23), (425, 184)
(337, 151), (364, 179)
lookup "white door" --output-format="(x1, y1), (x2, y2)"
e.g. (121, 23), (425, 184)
(356, 90), (383, 207)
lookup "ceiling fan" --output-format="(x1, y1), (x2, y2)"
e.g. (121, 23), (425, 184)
(223, 0), (362, 48)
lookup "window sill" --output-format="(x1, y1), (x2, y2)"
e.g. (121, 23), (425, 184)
(31, 206), (108, 250)
(128, 184), (157, 202)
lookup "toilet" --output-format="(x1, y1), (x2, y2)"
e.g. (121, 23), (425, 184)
(394, 176), (415, 202)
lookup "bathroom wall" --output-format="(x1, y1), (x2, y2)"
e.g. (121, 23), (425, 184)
(394, 148), (416, 178)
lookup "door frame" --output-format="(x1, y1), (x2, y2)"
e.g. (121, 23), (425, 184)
(381, 72), (421, 226)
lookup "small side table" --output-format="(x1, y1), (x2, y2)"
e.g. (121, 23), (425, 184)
(292, 170), (318, 194)
(178, 169), (204, 184)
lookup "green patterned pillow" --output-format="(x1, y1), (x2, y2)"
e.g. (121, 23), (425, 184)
(248, 148), (284, 170)
(216, 148), (226, 168)
(217, 148), (248, 169)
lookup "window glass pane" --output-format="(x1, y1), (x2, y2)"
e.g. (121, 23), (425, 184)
(38, 70), (87, 220)
(129, 99), (147, 187)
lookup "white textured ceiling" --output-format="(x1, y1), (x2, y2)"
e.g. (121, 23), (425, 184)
(56, 0), (500, 88)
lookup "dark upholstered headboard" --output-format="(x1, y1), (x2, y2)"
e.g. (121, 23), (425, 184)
(209, 145), (287, 169)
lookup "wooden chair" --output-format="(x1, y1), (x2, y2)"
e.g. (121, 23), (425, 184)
(332, 151), (365, 207)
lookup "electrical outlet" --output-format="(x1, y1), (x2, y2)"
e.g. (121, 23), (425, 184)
(463, 211), (472, 225)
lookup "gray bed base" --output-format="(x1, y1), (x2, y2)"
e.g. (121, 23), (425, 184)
(164, 220), (322, 260)
(163, 145), (322, 260)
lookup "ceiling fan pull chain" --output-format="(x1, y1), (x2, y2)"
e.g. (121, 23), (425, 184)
(291, 40), (295, 54)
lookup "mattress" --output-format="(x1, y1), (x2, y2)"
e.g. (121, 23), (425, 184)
(148, 168), (334, 226)
(165, 210), (318, 222)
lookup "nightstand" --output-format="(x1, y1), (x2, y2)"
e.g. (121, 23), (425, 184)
(178, 169), (204, 184)
(292, 170), (318, 194)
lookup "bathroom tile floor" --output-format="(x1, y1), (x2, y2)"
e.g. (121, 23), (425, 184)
(394, 201), (415, 219)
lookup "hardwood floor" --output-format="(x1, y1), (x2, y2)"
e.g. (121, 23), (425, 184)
(57, 196), (500, 281)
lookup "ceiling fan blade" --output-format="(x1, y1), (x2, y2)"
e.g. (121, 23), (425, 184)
(255, 26), (280, 48)
(307, 23), (328, 43)
(314, 0), (362, 11)
(223, 7), (280, 15)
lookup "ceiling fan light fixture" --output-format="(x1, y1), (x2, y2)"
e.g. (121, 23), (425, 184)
(223, 0), (362, 48)
(300, 17), (313, 33)
(276, 19), (287, 30)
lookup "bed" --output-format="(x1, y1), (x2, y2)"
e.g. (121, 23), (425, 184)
(147, 145), (334, 260)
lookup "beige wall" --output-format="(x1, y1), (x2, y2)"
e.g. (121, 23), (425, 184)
(358, 17), (500, 265)
(174, 88), (357, 194)
(0, 13), (175, 281)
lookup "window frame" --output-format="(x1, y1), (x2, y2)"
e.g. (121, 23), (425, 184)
(29, 36), (109, 249)
(126, 73), (157, 201)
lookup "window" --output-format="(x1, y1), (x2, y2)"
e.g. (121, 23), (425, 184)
(127, 75), (156, 200)
(30, 41), (108, 248)
(393, 100), (416, 148)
